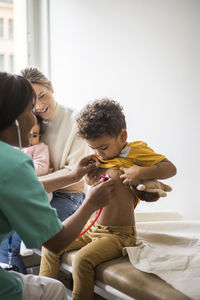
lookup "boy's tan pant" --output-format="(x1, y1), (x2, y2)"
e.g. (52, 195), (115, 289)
(40, 222), (136, 300)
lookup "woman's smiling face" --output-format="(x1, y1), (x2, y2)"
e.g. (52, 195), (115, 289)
(32, 83), (56, 120)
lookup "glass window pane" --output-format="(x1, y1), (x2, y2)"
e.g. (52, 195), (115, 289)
(0, 54), (4, 71)
(9, 53), (14, 72)
(0, 0), (27, 73)
(0, 17), (3, 38)
(8, 18), (13, 39)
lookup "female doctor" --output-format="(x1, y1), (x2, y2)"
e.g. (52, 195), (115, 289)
(0, 72), (114, 300)
(0, 66), (91, 273)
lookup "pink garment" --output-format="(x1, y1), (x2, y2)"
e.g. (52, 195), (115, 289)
(23, 142), (53, 176)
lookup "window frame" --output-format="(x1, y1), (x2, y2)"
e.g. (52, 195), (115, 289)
(26, 0), (51, 78)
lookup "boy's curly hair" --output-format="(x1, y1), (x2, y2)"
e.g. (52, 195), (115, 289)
(76, 98), (126, 139)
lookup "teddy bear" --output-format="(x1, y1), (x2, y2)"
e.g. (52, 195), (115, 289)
(99, 174), (172, 202)
(134, 180), (172, 202)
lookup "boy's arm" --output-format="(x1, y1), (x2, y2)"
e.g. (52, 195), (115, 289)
(120, 159), (177, 186)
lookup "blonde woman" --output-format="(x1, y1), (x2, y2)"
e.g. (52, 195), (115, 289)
(21, 67), (90, 221)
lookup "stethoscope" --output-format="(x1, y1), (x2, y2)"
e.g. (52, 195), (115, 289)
(9, 121), (107, 252)
(78, 174), (110, 237)
(7, 120), (22, 266)
(15, 119), (22, 149)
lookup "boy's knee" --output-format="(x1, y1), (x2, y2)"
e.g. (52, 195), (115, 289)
(42, 247), (63, 262)
(73, 253), (93, 274)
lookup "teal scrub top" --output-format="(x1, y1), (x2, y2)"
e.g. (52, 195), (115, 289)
(0, 141), (63, 300)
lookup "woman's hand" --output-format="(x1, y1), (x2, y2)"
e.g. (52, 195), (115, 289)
(120, 165), (142, 186)
(72, 154), (100, 181)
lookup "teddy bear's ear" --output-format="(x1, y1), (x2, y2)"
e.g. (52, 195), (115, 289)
(136, 180), (160, 191)
(161, 182), (172, 192)
(136, 184), (145, 191)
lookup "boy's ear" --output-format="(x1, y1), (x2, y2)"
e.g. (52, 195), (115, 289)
(120, 129), (127, 143)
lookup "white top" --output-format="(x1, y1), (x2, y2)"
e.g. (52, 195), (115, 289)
(40, 102), (90, 193)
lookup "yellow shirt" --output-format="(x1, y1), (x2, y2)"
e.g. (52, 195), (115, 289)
(97, 141), (166, 208)
(98, 141), (166, 169)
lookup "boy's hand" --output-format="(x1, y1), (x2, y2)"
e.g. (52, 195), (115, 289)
(120, 165), (141, 186)
(73, 155), (100, 181)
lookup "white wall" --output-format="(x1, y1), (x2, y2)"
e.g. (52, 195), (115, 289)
(50, 0), (200, 220)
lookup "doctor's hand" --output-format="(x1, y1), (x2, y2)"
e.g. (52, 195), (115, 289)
(86, 178), (115, 211)
(85, 167), (101, 186)
(73, 154), (100, 181)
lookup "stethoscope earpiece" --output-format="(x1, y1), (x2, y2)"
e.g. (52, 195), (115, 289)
(15, 119), (22, 150)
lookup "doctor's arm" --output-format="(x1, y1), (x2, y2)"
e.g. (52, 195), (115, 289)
(39, 154), (99, 193)
(43, 178), (114, 253)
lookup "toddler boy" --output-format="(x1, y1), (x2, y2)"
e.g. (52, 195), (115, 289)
(39, 98), (176, 300)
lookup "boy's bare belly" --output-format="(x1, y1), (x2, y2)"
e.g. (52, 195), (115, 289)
(91, 168), (136, 226)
